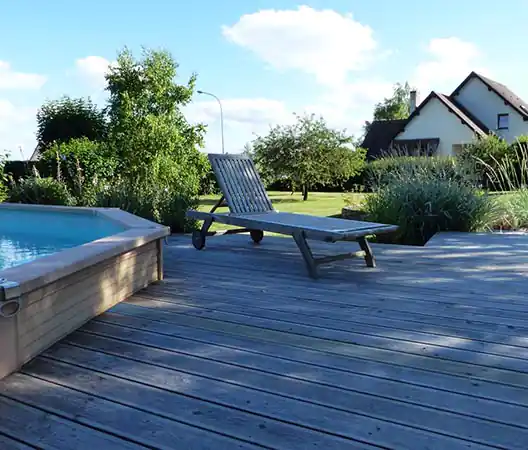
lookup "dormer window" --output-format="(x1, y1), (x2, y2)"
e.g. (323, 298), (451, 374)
(497, 113), (509, 130)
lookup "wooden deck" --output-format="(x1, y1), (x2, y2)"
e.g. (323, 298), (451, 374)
(1, 232), (528, 449)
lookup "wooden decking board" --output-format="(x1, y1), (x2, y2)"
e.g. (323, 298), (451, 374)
(167, 236), (528, 295)
(140, 286), (528, 346)
(131, 290), (528, 355)
(163, 262), (528, 309)
(108, 301), (528, 391)
(0, 372), (260, 450)
(0, 433), (38, 450)
(22, 357), (375, 450)
(162, 262), (528, 310)
(1, 233), (528, 448)
(169, 251), (528, 298)
(45, 339), (503, 450)
(154, 269), (528, 315)
(79, 320), (528, 429)
(0, 395), (142, 449)
(94, 312), (528, 407)
(114, 299), (528, 376)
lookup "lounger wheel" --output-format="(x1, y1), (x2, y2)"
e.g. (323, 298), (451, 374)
(192, 230), (206, 250)
(250, 230), (264, 244)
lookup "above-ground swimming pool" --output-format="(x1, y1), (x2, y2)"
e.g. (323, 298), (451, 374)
(0, 203), (170, 380)
(0, 208), (127, 270)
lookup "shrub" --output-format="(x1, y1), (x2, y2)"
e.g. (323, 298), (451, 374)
(495, 190), (528, 230)
(94, 180), (198, 233)
(40, 138), (118, 197)
(7, 172), (76, 206)
(458, 134), (527, 190)
(0, 152), (7, 202)
(480, 138), (528, 192)
(365, 155), (476, 190)
(364, 177), (499, 245)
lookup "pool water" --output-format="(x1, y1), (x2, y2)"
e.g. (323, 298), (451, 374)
(0, 209), (127, 271)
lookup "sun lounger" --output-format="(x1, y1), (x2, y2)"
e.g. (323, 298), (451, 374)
(186, 153), (398, 278)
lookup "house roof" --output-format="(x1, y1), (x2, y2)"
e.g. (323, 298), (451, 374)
(395, 91), (488, 138)
(451, 71), (528, 121)
(360, 119), (407, 160)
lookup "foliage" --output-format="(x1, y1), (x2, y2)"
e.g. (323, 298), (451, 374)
(478, 137), (528, 191)
(36, 96), (107, 153)
(7, 169), (76, 206)
(105, 47), (205, 183)
(40, 137), (118, 199)
(364, 176), (499, 245)
(499, 189), (528, 230)
(95, 179), (198, 232)
(365, 155), (477, 190)
(102, 47), (207, 228)
(363, 82), (411, 135)
(0, 152), (7, 202)
(251, 113), (365, 200)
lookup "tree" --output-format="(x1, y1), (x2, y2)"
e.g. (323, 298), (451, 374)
(36, 96), (107, 153)
(363, 82), (411, 135)
(251, 114), (365, 201)
(102, 47), (208, 231)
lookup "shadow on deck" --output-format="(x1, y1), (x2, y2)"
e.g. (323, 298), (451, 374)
(0, 232), (527, 449)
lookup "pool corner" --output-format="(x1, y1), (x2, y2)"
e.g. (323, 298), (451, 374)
(0, 204), (171, 380)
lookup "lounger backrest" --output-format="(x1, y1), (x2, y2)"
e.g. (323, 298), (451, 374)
(208, 153), (275, 214)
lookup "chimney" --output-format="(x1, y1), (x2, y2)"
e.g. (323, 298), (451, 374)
(409, 90), (417, 114)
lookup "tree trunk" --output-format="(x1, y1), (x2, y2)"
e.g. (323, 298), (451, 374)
(302, 184), (309, 201)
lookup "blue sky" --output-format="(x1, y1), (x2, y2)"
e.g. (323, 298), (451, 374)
(1, 0), (528, 158)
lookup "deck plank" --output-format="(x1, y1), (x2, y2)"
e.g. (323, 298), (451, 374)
(1, 232), (528, 449)
(43, 340), (499, 449)
(93, 312), (528, 406)
(80, 319), (528, 427)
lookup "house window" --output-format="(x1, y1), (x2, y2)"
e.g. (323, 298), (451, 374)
(497, 113), (509, 130)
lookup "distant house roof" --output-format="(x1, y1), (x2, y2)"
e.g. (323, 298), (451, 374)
(360, 119), (407, 160)
(451, 71), (528, 121)
(396, 91), (488, 138)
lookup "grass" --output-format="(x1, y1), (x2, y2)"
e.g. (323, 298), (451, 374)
(198, 191), (367, 232)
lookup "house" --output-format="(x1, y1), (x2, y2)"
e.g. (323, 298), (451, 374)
(361, 71), (528, 159)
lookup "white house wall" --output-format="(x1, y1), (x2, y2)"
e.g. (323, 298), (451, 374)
(453, 77), (528, 141)
(394, 97), (477, 156)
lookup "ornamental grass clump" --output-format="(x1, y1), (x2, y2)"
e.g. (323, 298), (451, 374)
(364, 173), (499, 245)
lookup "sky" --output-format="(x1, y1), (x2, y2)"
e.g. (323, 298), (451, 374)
(1, 0), (528, 159)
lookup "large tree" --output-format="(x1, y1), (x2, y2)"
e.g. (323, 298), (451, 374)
(363, 82), (411, 134)
(104, 47), (207, 188)
(36, 96), (107, 153)
(251, 114), (365, 200)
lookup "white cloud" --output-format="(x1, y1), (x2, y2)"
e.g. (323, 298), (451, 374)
(185, 97), (294, 153)
(0, 100), (37, 159)
(222, 6), (379, 86)
(411, 37), (489, 93)
(0, 61), (46, 90)
(75, 56), (112, 88)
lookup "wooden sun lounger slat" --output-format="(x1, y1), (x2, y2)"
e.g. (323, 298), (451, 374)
(186, 210), (397, 242)
(187, 153), (398, 277)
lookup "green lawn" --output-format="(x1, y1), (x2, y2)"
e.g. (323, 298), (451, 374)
(198, 191), (367, 231)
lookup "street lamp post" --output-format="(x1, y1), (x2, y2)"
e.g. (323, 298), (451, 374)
(197, 90), (225, 154)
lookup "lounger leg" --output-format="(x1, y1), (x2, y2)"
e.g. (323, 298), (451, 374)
(292, 231), (319, 279)
(192, 218), (213, 250)
(357, 236), (376, 268)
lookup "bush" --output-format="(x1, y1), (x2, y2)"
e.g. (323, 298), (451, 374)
(7, 173), (77, 206)
(40, 138), (118, 197)
(495, 190), (528, 230)
(366, 155), (476, 190)
(364, 177), (499, 245)
(458, 134), (528, 190)
(94, 180), (198, 233)
(0, 153), (7, 202)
